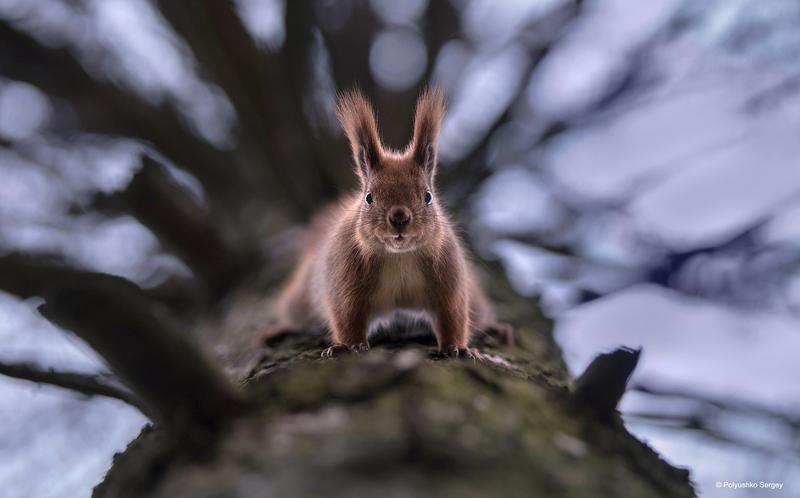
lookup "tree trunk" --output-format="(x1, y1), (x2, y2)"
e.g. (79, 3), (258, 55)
(90, 270), (695, 498)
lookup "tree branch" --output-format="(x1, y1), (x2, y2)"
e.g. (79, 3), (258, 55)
(91, 155), (251, 295)
(0, 360), (142, 408)
(281, 0), (346, 199)
(154, 1), (326, 218)
(318, 2), (378, 99)
(440, 1), (585, 200)
(37, 272), (247, 442)
(0, 20), (239, 203)
(0, 252), (203, 314)
(631, 382), (800, 429)
(0, 255), (246, 439)
(0, 252), (80, 298)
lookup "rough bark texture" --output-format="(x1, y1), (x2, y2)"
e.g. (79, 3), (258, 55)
(92, 272), (695, 498)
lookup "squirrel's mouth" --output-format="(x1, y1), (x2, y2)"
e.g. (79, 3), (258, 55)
(383, 233), (418, 253)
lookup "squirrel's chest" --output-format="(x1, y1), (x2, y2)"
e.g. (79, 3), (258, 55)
(370, 254), (429, 316)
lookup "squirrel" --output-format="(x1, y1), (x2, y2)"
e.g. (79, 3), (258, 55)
(264, 87), (512, 358)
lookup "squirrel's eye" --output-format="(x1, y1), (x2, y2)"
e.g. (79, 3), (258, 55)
(365, 192), (374, 205)
(424, 191), (433, 205)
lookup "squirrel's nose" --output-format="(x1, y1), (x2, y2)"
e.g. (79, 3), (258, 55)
(388, 206), (412, 231)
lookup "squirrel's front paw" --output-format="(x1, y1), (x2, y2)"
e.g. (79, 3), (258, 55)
(321, 343), (370, 358)
(436, 345), (484, 361)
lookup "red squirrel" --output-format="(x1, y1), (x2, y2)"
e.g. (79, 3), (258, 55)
(265, 87), (511, 358)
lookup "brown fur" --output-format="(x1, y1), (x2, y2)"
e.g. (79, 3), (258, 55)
(266, 88), (511, 357)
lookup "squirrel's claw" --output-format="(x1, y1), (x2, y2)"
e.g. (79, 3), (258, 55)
(435, 346), (484, 361)
(321, 344), (348, 358)
(321, 343), (370, 358)
(352, 343), (370, 353)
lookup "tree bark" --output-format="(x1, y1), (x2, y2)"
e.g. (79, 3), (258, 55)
(89, 269), (695, 498)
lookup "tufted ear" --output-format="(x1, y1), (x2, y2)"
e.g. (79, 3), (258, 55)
(411, 87), (446, 177)
(337, 89), (382, 183)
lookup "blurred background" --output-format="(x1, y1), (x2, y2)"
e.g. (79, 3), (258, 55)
(1, 0), (799, 496)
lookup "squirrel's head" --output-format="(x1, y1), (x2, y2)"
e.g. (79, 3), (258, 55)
(337, 87), (446, 254)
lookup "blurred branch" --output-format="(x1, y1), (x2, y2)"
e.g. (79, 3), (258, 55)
(37, 272), (247, 441)
(626, 410), (793, 457)
(441, 1), (585, 200)
(0, 252), (81, 298)
(0, 251), (203, 311)
(421, 0), (459, 84)
(502, 233), (578, 257)
(365, 1), (462, 149)
(318, 2), (377, 98)
(0, 20), (241, 205)
(154, 1), (330, 218)
(744, 72), (800, 112)
(441, 116), (563, 204)
(0, 360), (142, 409)
(282, 0), (346, 197)
(632, 382), (800, 430)
(91, 155), (251, 295)
(519, 0), (585, 51)
(627, 382), (800, 457)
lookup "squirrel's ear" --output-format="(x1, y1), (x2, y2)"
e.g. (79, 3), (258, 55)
(411, 87), (445, 177)
(337, 90), (382, 181)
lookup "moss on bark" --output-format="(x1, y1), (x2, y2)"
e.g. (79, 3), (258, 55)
(94, 289), (694, 498)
